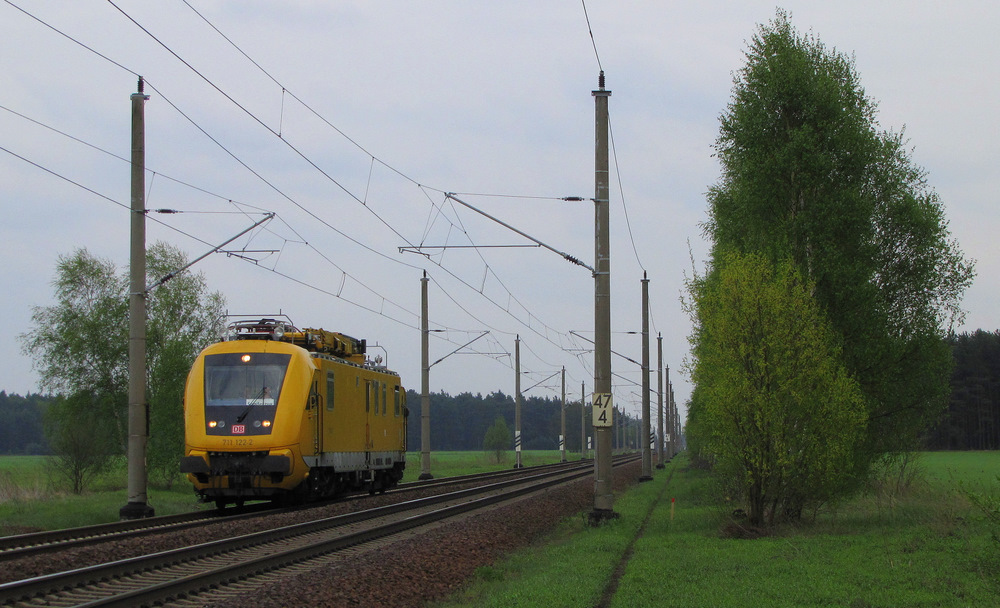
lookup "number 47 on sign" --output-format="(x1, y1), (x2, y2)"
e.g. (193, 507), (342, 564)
(592, 393), (613, 427)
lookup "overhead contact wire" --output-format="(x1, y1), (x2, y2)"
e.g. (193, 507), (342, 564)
(12, 0), (594, 381)
(580, 0), (603, 71)
(174, 1), (588, 354)
(176, 0), (588, 364)
(109, 0), (418, 249)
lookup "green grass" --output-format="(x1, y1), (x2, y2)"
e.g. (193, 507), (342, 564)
(0, 456), (205, 534)
(4, 450), (997, 607)
(0, 487), (207, 535)
(0, 450), (581, 534)
(433, 462), (673, 608)
(919, 450), (1000, 486)
(402, 449), (582, 482)
(434, 452), (1000, 608)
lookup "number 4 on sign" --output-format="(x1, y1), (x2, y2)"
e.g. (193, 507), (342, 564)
(592, 393), (613, 428)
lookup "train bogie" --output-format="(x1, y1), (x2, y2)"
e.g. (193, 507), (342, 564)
(181, 319), (407, 507)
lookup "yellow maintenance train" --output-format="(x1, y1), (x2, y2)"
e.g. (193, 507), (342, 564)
(180, 318), (407, 508)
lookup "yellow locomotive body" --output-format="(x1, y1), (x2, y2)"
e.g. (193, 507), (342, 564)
(180, 319), (407, 507)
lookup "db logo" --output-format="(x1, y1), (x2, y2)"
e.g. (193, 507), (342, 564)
(232, 425), (246, 434)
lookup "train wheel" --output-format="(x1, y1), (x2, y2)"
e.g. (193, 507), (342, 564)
(214, 499), (227, 510)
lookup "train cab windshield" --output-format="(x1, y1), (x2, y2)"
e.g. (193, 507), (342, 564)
(203, 352), (291, 436)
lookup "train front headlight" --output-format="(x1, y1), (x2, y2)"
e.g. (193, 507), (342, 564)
(208, 420), (218, 428)
(262, 419), (271, 428)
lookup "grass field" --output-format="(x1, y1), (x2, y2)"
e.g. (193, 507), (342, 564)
(434, 451), (1000, 608)
(401, 449), (582, 482)
(0, 449), (578, 534)
(0, 456), (208, 534)
(2, 450), (997, 607)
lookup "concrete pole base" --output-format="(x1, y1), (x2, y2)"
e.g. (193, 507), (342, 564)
(119, 501), (155, 520)
(638, 475), (654, 483)
(587, 508), (620, 526)
(418, 473), (434, 480)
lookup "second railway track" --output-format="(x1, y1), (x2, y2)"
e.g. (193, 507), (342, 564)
(0, 456), (590, 561)
(0, 455), (638, 608)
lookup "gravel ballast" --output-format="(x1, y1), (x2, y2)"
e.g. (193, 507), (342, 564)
(211, 459), (641, 608)
(0, 460), (642, 607)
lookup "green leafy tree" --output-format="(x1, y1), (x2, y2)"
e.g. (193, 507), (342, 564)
(145, 244), (226, 485)
(21, 243), (225, 488)
(687, 252), (866, 525)
(22, 249), (129, 443)
(703, 11), (974, 478)
(44, 392), (116, 494)
(483, 416), (512, 464)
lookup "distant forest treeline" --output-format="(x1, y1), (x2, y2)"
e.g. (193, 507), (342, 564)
(924, 330), (1000, 450)
(3, 329), (998, 454)
(403, 389), (594, 453)
(0, 392), (49, 455)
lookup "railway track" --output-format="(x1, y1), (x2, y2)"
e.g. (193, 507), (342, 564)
(0, 456), (636, 607)
(0, 457), (588, 561)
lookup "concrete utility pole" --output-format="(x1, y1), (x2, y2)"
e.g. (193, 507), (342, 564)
(610, 406), (616, 451)
(419, 272), (433, 480)
(656, 333), (665, 469)
(640, 273), (652, 481)
(664, 365), (672, 460)
(121, 78), (154, 520)
(619, 406), (624, 451)
(580, 381), (586, 457)
(673, 384), (679, 456)
(672, 383), (679, 455)
(668, 384), (674, 456)
(675, 385), (681, 452)
(514, 336), (522, 468)
(590, 71), (616, 524)
(560, 367), (567, 462)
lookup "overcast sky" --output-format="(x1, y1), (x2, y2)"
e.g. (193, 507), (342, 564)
(2, 1), (997, 425)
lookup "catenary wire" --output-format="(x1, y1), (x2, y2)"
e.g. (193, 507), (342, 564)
(0, 97), (543, 370)
(580, 0), (603, 72)
(169, 0), (596, 352)
(6, 1), (613, 392)
(113, 1), (584, 363)
(107, 0), (419, 249)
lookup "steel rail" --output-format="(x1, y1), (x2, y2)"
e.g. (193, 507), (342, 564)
(0, 456), (637, 607)
(91, 457), (638, 608)
(0, 457), (592, 560)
